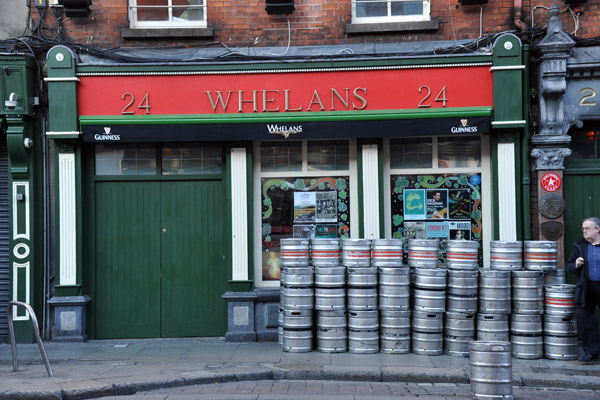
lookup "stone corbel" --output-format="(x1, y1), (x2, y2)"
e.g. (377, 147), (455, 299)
(531, 147), (572, 170)
(4, 116), (30, 178)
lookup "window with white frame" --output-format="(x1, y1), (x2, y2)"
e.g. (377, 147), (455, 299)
(129, 0), (207, 29)
(254, 140), (358, 287)
(352, 0), (430, 23)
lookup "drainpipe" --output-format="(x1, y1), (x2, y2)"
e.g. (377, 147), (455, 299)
(521, 44), (532, 240)
(514, 0), (528, 32)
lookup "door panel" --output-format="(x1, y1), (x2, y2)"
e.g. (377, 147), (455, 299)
(563, 174), (600, 260)
(160, 181), (228, 337)
(95, 182), (161, 338)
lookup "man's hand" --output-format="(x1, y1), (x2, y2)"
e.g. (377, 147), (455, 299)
(576, 257), (584, 269)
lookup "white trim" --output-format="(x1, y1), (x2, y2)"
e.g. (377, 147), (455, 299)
(12, 182), (30, 241)
(12, 262), (30, 321)
(46, 131), (81, 136)
(497, 143), (517, 241)
(13, 243), (30, 259)
(59, 153), (77, 286)
(351, 0), (431, 24)
(43, 77), (80, 82)
(491, 120), (526, 126)
(231, 148), (249, 281)
(489, 65), (526, 71)
(362, 145), (380, 239)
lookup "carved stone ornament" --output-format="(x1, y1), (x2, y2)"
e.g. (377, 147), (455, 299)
(541, 221), (564, 241)
(539, 193), (566, 219)
(531, 147), (572, 170)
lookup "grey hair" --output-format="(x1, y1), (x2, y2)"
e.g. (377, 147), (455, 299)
(583, 217), (600, 229)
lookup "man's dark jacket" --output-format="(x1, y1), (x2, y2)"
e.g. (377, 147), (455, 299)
(566, 238), (590, 308)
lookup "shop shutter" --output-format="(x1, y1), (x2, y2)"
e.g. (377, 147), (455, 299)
(0, 139), (9, 342)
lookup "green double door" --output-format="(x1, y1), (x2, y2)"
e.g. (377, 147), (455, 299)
(94, 180), (228, 338)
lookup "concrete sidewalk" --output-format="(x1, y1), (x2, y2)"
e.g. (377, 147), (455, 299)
(0, 338), (599, 400)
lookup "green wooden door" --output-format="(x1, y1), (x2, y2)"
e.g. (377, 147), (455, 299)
(563, 172), (600, 261)
(95, 180), (228, 338)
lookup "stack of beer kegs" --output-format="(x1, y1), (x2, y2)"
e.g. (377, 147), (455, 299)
(510, 269), (544, 359)
(279, 238), (313, 353)
(374, 239), (410, 354)
(312, 238), (346, 353)
(477, 269), (511, 344)
(343, 239), (379, 353)
(444, 240), (479, 356)
(544, 283), (577, 360)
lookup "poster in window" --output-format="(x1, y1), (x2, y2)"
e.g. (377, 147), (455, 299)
(403, 189), (426, 220)
(293, 224), (316, 239)
(450, 221), (471, 240)
(403, 222), (426, 239)
(449, 189), (472, 219)
(426, 189), (448, 219)
(316, 224), (338, 238)
(294, 192), (316, 223)
(316, 191), (338, 222)
(426, 221), (449, 238)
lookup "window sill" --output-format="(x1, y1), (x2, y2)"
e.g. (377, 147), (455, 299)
(121, 27), (214, 39)
(345, 20), (439, 34)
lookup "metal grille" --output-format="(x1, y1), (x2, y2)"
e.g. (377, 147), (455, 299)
(0, 138), (9, 342)
(531, 367), (600, 377)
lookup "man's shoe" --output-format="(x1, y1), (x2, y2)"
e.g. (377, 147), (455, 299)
(578, 353), (600, 363)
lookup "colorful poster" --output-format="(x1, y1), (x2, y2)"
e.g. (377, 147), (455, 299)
(426, 189), (448, 219)
(449, 221), (472, 240)
(426, 221), (449, 238)
(316, 224), (338, 238)
(316, 191), (338, 222)
(403, 222), (426, 239)
(294, 192), (316, 223)
(403, 189), (426, 220)
(449, 189), (471, 219)
(293, 224), (316, 239)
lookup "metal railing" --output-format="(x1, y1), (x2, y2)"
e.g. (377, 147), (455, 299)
(7, 301), (53, 377)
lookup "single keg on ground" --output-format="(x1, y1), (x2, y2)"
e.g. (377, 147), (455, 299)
(544, 314), (578, 360)
(281, 309), (313, 353)
(316, 309), (347, 353)
(342, 239), (372, 267)
(490, 241), (523, 271)
(511, 270), (544, 315)
(445, 240), (479, 270)
(348, 310), (379, 354)
(379, 266), (410, 311)
(470, 341), (513, 400)
(380, 310), (411, 354)
(445, 312), (475, 357)
(447, 269), (478, 313)
(347, 266), (378, 311)
(479, 270), (511, 315)
(371, 239), (403, 267)
(407, 239), (440, 268)
(524, 240), (558, 272)
(310, 239), (341, 267)
(477, 313), (509, 342)
(412, 310), (444, 355)
(510, 314), (543, 359)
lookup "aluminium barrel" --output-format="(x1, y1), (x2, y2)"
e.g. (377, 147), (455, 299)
(446, 240), (479, 270)
(407, 239), (439, 268)
(310, 239), (341, 267)
(280, 238), (310, 266)
(342, 239), (371, 267)
(490, 241), (523, 271)
(371, 239), (403, 267)
(524, 241), (558, 272)
(469, 341), (513, 400)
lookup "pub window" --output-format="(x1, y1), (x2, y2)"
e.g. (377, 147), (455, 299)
(255, 140), (357, 286)
(162, 143), (223, 175)
(95, 144), (156, 176)
(128, 0), (207, 29)
(390, 138), (432, 169)
(352, 0), (430, 23)
(568, 125), (600, 160)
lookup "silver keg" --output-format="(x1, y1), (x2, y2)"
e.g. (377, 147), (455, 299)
(347, 266), (378, 310)
(477, 314), (509, 342)
(479, 270), (511, 315)
(447, 269), (478, 313)
(414, 268), (447, 289)
(511, 270), (544, 315)
(446, 240), (479, 270)
(311, 239), (341, 267)
(315, 266), (345, 288)
(316, 310), (347, 353)
(283, 266), (314, 310)
(413, 288), (446, 312)
(412, 311), (444, 355)
(278, 308), (283, 346)
(347, 266), (378, 287)
(524, 240), (558, 271)
(280, 238), (310, 266)
(281, 309), (313, 353)
(544, 315), (578, 360)
(445, 312), (475, 357)
(407, 239), (440, 268)
(342, 239), (372, 267)
(379, 266), (410, 311)
(490, 241), (523, 271)
(469, 341), (513, 400)
(510, 314), (543, 359)
(371, 239), (404, 267)
(348, 310), (379, 354)
(315, 287), (345, 310)
(544, 284), (576, 316)
(380, 310), (411, 354)
(544, 268), (565, 286)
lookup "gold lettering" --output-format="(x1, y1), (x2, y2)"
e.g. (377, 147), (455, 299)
(284, 89), (302, 111)
(206, 91), (233, 112)
(353, 88), (367, 110)
(262, 90), (280, 112)
(307, 90), (325, 111)
(238, 90), (258, 113)
(331, 88), (350, 110)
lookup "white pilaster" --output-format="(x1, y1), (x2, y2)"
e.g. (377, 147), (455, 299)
(497, 143), (517, 241)
(362, 145), (380, 239)
(231, 148), (249, 281)
(59, 153), (77, 286)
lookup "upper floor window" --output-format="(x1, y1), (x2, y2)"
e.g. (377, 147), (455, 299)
(352, 0), (430, 23)
(129, 0), (207, 29)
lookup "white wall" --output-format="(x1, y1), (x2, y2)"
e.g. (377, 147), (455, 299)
(0, 1), (28, 40)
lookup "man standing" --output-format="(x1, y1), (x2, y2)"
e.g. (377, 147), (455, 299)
(566, 217), (600, 363)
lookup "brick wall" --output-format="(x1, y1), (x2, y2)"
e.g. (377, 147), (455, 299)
(28, 1), (600, 49)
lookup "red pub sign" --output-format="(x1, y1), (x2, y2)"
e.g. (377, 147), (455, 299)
(77, 64), (493, 116)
